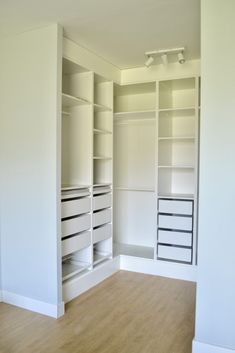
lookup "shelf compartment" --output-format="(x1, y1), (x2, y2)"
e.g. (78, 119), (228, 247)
(61, 197), (91, 219)
(157, 193), (194, 200)
(158, 168), (195, 196)
(93, 208), (111, 228)
(93, 128), (112, 135)
(93, 224), (112, 244)
(93, 251), (112, 266)
(114, 110), (155, 120)
(62, 231), (91, 257)
(158, 138), (195, 167)
(158, 109), (195, 139)
(62, 213), (91, 238)
(113, 242), (154, 260)
(93, 184), (112, 195)
(157, 244), (192, 263)
(94, 103), (112, 112)
(62, 93), (91, 107)
(62, 259), (90, 281)
(93, 193), (112, 211)
(158, 230), (192, 247)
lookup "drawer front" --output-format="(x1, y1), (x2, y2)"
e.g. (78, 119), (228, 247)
(93, 209), (111, 228)
(158, 245), (192, 263)
(158, 199), (193, 215)
(61, 197), (91, 218)
(62, 231), (91, 257)
(158, 214), (192, 231)
(93, 224), (112, 244)
(158, 230), (192, 247)
(93, 193), (112, 211)
(62, 214), (91, 237)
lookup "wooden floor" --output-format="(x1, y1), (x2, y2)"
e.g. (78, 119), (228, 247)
(0, 271), (196, 353)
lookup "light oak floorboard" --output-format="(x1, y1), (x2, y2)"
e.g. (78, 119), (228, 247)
(0, 271), (196, 353)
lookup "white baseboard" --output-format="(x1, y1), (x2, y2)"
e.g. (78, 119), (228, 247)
(2, 290), (64, 318)
(193, 340), (235, 353)
(120, 255), (197, 282)
(63, 256), (120, 303)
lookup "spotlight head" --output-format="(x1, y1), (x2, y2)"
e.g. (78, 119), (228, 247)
(145, 55), (154, 67)
(178, 52), (185, 64)
(161, 53), (168, 65)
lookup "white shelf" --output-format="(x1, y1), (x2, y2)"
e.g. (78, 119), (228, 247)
(62, 110), (70, 116)
(158, 165), (195, 169)
(158, 107), (195, 113)
(114, 110), (156, 120)
(93, 183), (112, 187)
(93, 156), (112, 160)
(158, 136), (195, 141)
(114, 186), (155, 192)
(94, 103), (112, 112)
(62, 93), (91, 107)
(93, 251), (112, 266)
(114, 243), (154, 260)
(93, 128), (112, 135)
(61, 184), (91, 191)
(158, 193), (194, 200)
(62, 260), (90, 281)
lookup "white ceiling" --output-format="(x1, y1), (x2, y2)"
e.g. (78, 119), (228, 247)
(0, 0), (200, 69)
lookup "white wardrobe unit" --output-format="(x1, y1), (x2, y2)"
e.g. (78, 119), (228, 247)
(60, 54), (114, 302)
(114, 77), (200, 266)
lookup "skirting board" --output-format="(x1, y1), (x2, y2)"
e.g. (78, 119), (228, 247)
(120, 255), (197, 282)
(193, 340), (235, 353)
(2, 290), (64, 318)
(63, 256), (120, 303)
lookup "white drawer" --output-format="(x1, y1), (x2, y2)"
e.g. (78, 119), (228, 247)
(158, 214), (192, 231)
(158, 230), (192, 247)
(62, 231), (91, 257)
(93, 224), (112, 244)
(93, 208), (111, 228)
(158, 199), (193, 215)
(158, 245), (192, 263)
(61, 197), (91, 218)
(93, 193), (111, 211)
(62, 214), (91, 237)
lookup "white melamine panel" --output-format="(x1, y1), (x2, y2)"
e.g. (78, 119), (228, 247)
(62, 231), (91, 257)
(93, 193), (111, 211)
(62, 214), (91, 237)
(93, 159), (112, 185)
(158, 230), (192, 247)
(62, 70), (93, 103)
(159, 214), (192, 231)
(158, 245), (192, 263)
(114, 191), (156, 248)
(93, 224), (112, 244)
(93, 208), (111, 228)
(61, 197), (91, 218)
(94, 79), (113, 110)
(114, 120), (155, 189)
(94, 133), (112, 159)
(158, 199), (193, 215)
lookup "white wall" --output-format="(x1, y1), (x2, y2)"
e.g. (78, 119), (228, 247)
(0, 25), (62, 308)
(194, 1), (235, 351)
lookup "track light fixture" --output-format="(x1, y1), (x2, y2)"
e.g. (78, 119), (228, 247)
(145, 55), (154, 67)
(144, 47), (185, 68)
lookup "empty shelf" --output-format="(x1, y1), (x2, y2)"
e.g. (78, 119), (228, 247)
(93, 128), (112, 135)
(93, 251), (112, 266)
(94, 103), (112, 112)
(62, 93), (91, 107)
(62, 260), (90, 281)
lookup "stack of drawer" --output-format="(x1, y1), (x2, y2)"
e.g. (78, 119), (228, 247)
(157, 198), (193, 264)
(61, 188), (92, 280)
(93, 185), (112, 263)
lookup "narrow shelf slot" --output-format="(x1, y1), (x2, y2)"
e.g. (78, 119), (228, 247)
(62, 93), (91, 107)
(114, 110), (156, 120)
(93, 251), (112, 266)
(93, 128), (112, 135)
(93, 156), (112, 160)
(94, 103), (112, 112)
(62, 259), (90, 281)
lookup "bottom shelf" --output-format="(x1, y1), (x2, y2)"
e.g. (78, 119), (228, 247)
(93, 251), (112, 266)
(114, 242), (154, 260)
(62, 259), (90, 281)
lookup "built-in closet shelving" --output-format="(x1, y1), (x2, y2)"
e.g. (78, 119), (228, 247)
(113, 77), (199, 265)
(61, 57), (113, 302)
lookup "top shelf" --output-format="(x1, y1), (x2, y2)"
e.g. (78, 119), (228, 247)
(62, 93), (91, 108)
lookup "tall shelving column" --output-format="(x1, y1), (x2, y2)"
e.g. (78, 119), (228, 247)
(156, 77), (199, 265)
(92, 74), (114, 266)
(61, 57), (93, 298)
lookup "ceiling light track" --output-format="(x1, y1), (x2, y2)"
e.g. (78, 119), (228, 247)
(144, 47), (185, 67)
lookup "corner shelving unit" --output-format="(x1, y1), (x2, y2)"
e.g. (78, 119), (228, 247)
(156, 77), (200, 265)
